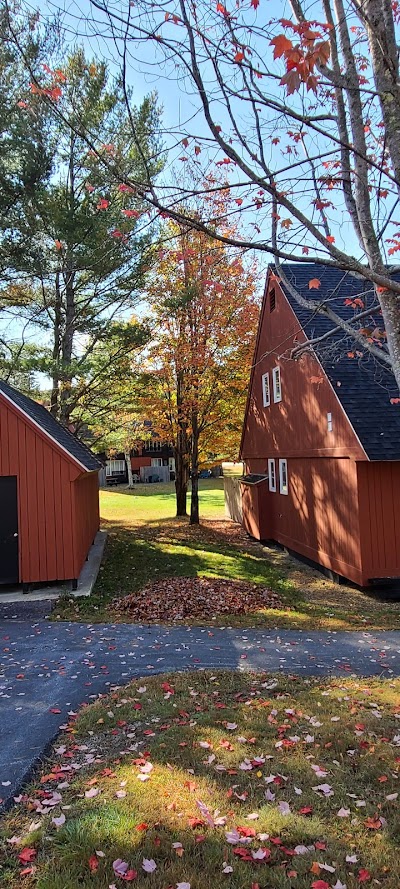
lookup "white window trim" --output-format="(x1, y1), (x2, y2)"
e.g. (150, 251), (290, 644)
(106, 459), (126, 476)
(268, 458), (276, 492)
(272, 366), (282, 403)
(262, 372), (270, 407)
(279, 458), (288, 495)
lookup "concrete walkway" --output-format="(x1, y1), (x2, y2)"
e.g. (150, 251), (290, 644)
(1, 617), (400, 810)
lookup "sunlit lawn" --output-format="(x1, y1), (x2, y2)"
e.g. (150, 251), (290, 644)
(2, 671), (400, 888)
(53, 479), (400, 630)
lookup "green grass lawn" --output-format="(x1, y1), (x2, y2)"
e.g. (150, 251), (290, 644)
(53, 480), (400, 631)
(2, 671), (400, 888)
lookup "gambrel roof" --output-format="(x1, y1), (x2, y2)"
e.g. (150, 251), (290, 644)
(272, 263), (400, 461)
(0, 379), (102, 472)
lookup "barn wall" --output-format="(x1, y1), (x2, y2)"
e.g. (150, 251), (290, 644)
(245, 455), (364, 585)
(72, 471), (100, 578)
(357, 462), (400, 582)
(0, 400), (81, 582)
(241, 276), (366, 462)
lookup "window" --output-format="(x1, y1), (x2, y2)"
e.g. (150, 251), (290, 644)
(272, 366), (282, 403)
(279, 458), (288, 495)
(327, 412), (333, 432)
(268, 458), (276, 492)
(151, 457), (163, 467)
(106, 459), (125, 477)
(262, 372), (270, 407)
(269, 287), (276, 312)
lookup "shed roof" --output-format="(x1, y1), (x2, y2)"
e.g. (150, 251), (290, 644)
(0, 380), (102, 472)
(273, 263), (400, 461)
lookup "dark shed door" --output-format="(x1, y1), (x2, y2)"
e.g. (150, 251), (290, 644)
(0, 476), (19, 584)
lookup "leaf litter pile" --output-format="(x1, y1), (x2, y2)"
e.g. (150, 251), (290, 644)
(113, 577), (284, 621)
(2, 672), (400, 889)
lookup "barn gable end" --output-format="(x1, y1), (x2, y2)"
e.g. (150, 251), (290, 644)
(0, 382), (100, 586)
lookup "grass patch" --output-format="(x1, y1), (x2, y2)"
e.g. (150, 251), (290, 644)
(52, 480), (400, 631)
(1, 671), (400, 888)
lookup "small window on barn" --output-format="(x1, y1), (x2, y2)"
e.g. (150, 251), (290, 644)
(270, 287), (276, 312)
(268, 458), (276, 492)
(327, 412), (333, 432)
(262, 372), (270, 407)
(279, 458), (288, 495)
(272, 366), (282, 403)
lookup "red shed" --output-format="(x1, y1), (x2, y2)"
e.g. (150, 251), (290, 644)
(240, 264), (400, 587)
(0, 380), (101, 590)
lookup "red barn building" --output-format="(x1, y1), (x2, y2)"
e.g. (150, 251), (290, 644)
(0, 380), (101, 590)
(240, 264), (400, 587)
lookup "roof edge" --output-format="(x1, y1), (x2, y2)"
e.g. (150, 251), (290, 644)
(0, 388), (92, 473)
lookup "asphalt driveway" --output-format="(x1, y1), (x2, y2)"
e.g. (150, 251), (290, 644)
(1, 613), (400, 810)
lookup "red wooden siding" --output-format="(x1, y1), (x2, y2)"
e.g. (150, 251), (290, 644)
(241, 479), (271, 541)
(243, 456), (364, 585)
(0, 398), (99, 584)
(241, 276), (366, 463)
(72, 472), (100, 577)
(131, 456), (152, 470)
(357, 462), (400, 582)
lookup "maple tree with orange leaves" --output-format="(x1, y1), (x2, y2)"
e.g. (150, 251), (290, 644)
(140, 194), (258, 522)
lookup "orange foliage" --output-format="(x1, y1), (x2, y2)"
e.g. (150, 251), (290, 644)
(140, 193), (259, 465)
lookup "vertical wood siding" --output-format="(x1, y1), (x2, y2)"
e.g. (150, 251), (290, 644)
(241, 277), (366, 462)
(72, 472), (100, 577)
(244, 456), (364, 585)
(357, 462), (400, 582)
(0, 399), (99, 583)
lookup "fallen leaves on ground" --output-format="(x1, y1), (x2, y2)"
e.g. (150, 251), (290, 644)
(2, 671), (400, 888)
(113, 576), (283, 621)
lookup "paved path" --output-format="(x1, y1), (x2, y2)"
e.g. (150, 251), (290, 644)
(1, 616), (400, 810)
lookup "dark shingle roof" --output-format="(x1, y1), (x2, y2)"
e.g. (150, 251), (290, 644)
(275, 263), (400, 461)
(0, 380), (102, 471)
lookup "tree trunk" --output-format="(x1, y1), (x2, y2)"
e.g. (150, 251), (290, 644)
(175, 442), (189, 516)
(375, 288), (400, 394)
(175, 470), (188, 516)
(175, 368), (190, 516)
(50, 269), (62, 418)
(190, 409), (200, 525)
(59, 133), (76, 427)
(125, 451), (135, 488)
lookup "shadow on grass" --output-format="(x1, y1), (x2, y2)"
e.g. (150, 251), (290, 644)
(9, 672), (400, 889)
(94, 521), (291, 600)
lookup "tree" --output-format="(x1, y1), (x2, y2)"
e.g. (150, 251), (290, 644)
(0, 2), (54, 275)
(28, 0), (400, 394)
(141, 204), (258, 522)
(1, 41), (162, 426)
(81, 319), (151, 476)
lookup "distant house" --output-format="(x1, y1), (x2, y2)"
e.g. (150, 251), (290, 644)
(239, 264), (400, 587)
(0, 380), (101, 590)
(100, 436), (175, 485)
(131, 438), (175, 481)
